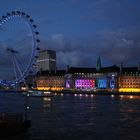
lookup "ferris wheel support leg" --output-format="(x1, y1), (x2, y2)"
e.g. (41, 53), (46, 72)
(12, 55), (18, 80)
(14, 56), (23, 77)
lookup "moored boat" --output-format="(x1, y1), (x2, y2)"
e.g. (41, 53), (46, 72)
(26, 90), (54, 97)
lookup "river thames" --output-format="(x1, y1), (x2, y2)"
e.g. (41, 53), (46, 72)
(0, 92), (140, 140)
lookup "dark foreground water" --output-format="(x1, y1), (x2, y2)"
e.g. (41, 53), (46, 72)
(0, 92), (140, 140)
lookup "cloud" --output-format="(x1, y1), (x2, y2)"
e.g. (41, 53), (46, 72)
(40, 34), (98, 68)
(96, 29), (140, 65)
(1, 28), (140, 79)
(40, 28), (140, 69)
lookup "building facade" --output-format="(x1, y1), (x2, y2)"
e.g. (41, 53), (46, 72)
(36, 70), (65, 91)
(35, 65), (119, 92)
(119, 67), (140, 92)
(35, 63), (140, 93)
(36, 50), (56, 72)
(65, 66), (119, 92)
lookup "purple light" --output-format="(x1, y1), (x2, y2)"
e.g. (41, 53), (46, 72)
(75, 79), (95, 89)
(66, 79), (70, 88)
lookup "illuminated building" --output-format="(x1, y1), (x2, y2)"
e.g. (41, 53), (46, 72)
(66, 65), (119, 91)
(36, 50), (56, 72)
(36, 70), (65, 91)
(35, 55), (140, 93)
(119, 67), (140, 92)
(35, 66), (140, 92)
(98, 79), (107, 88)
(35, 65), (119, 92)
(75, 79), (95, 90)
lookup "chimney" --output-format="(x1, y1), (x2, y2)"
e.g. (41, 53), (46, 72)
(66, 65), (70, 73)
(55, 66), (57, 74)
(49, 69), (51, 73)
(120, 62), (123, 73)
(138, 62), (140, 71)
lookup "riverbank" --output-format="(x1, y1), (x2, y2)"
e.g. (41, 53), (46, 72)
(1, 89), (140, 96)
(57, 90), (140, 96)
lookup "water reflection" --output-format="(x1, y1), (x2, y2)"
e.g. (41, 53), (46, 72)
(74, 94), (77, 97)
(0, 92), (140, 140)
(111, 95), (114, 98)
(43, 97), (51, 102)
(119, 95), (140, 100)
(43, 97), (52, 108)
(73, 94), (94, 98)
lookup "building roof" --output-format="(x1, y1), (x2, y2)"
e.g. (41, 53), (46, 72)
(36, 70), (66, 76)
(36, 66), (140, 76)
(68, 67), (96, 73)
(121, 67), (140, 74)
(39, 50), (56, 54)
(68, 65), (119, 73)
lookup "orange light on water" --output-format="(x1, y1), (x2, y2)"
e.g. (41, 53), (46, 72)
(119, 95), (140, 100)
(130, 95), (133, 99)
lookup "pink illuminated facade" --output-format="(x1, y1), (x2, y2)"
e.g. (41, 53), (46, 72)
(75, 79), (95, 89)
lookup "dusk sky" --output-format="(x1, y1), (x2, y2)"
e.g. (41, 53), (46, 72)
(1, 0), (140, 70)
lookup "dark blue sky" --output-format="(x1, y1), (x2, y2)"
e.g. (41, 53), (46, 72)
(1, 0), (140, 69)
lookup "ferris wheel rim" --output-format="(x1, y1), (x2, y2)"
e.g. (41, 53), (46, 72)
(0, 11), (40, 86)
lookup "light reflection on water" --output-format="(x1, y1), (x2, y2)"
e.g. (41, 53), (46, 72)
(0, 92), (140, 140)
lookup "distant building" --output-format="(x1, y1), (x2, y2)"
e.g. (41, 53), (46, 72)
(36, 50), (56, 72)
(35, 65), (119, 92)
(35, 55), (140, 93)
(66, 65), (119, 91)
(36, 70), (66, 91)
(118, 67), (140, 92)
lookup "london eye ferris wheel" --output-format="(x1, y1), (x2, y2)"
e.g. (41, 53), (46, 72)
(0, 11), (40, 87)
